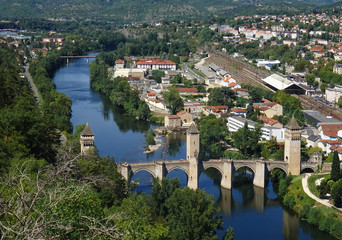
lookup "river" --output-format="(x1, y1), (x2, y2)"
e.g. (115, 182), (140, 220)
(53, 55), (335, 240)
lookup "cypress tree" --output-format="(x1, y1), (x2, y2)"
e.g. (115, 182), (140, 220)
(331, 151), (341, 182)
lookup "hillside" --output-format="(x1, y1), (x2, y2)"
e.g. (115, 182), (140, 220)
(0, 0), (341, 24)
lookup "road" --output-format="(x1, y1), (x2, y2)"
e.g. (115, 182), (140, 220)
(24, 65), (40, 105)
(302, 173), (342, 212)
(182, 62), (205, 82)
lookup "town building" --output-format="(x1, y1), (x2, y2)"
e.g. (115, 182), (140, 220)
(325, 85), (342, 104)
(164, 115), (182, 128)
(115, 59), (125, 69)
(333, 63), (342, 74)
(137, 59), (176, 70)
(227, 116), (284, 141)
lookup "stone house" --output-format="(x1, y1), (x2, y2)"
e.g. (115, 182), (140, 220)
(164, 115), (182, 128)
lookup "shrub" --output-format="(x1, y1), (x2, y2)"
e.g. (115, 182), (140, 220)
(331, 179), (342, 207)
(307, 208), (322, 227)
(278, 179), (288, 198)
(284, 195), (296, 209)
(299, 204), (311, 220)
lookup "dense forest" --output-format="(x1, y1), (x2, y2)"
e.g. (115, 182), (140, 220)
(0, 0), (336, 24)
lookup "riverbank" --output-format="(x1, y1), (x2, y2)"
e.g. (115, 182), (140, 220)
(284, 175), (342, 239)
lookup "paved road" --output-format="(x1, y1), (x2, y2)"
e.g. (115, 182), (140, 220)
(24, 65), (40, 105)
(302, 173), (342, 212)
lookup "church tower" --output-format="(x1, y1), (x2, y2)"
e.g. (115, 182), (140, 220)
(284, 117), (301, 175)
(80, 123), (95, 154)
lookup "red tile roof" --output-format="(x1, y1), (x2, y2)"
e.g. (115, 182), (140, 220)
(137, 59), (176, 65)
(258, 115), (278, 126)
(320, 124), (342, 138)
(176, 88), (198, 93)
(147, 92), (156, 96)
(230, 107), (247, 113)
(115, 59), (124, 64)
(177, 110), (187, 115)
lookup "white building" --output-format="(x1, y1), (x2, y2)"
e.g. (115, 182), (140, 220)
(137, 59), (176, 70)
(325, 85), (342, 103)
(227, 116), (284, 141)
(257, 59), (280, 69)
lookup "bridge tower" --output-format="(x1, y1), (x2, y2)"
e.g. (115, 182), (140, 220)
(80, 123), (95, 154)
(187, 122), (200, 189)
(284, 117), (301, 175)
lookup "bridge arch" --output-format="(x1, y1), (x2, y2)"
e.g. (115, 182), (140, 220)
(132, 168), (156, 179)
(167, 166), (189, 177)
(267, 165), (288, 176)
(202, 165), (224, 176)
(301, 167), (315, 173)
(234, 165), (256, 175)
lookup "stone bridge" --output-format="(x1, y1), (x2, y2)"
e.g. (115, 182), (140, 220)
(118, 121), (320, 190)
(117, 158), (319, 189)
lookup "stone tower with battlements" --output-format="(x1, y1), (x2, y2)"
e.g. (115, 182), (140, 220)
(80, 123), (95, 154)
(284, 117), (301, 175)
(186, 122), (200, 160)
(187, 122), (200, 189)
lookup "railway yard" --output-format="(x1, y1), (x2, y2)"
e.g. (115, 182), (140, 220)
(206, 51), (342, 122)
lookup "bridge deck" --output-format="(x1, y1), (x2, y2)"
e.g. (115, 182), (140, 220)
(60, 56), (96, 58)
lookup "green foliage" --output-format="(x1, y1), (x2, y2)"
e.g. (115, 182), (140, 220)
(150, 178), (181, 217)
(208, 87), (236, 109)
(197, 114), (229, 159)
(299, 204), (311, 219)
(223, 227), (234, 240)
(338, 96), (342, 108)
(278, 179), (288, 198)
(284, 195), (296, 208)
(332, 179), (342, 206)
(77, 155), (128, 208)
(152, 70), (165, 83)
(317, 179), (330, 198)
(261, 137), (284, 160)
(118, 194), (169, 240)
(241, 84), (274, 102)
(90, 60), (151, 120)
(307, 208), (323, 226)
(165, 187), (222, 240)
(331, 151), (341, 182)
(231, 121), (261, 158)
(163, 87), (184, 114)
(145, 129), (156, 150)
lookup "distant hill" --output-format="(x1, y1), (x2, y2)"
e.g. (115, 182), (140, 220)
(0, 0), (341, 24)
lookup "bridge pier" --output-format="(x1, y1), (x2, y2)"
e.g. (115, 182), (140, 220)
(221, 160), (232, 189)
(155, 161), (165, 180)
(253, 161), (265, 188)
(120, 163), (131, 181)
(188, 157), (199, 190)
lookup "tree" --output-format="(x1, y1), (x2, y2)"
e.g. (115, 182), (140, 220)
(163, 87), (184, 114)
(338, 96), (342, 108)
(152, 70), (165, 83)
(231, 121), (261, 157)
(164, 187), (222, 240)
(331, 151), (341, 182)
(197, 114), (229, 159)
(332, 179), (342, 207)
(246, 103), (254, 119)
(278, 179), (288, 198)
(208, 87), (236, 109)
(224, 227), (234, 240)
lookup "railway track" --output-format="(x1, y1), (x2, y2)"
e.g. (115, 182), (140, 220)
(207, 51), (342, 121)
(297, 95), (342, 122)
